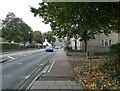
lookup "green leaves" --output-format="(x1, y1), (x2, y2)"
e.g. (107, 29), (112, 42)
(31, 2), (118, 38)
(99, 43), (120, 86)
(33, 31), (43, 44)
(110, 43), (120, 64)
(2, 12), (33, 43)
(43, 31), (56, 43)
(31, 2), (120, 52)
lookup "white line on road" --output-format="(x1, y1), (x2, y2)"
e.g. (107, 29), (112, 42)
(8, 56), (16, 59)
(40, 64), (43, 65)
(47, 60), (55, 73)
(25, 75), (30, 79)
(18, 63), (23, 65)
(43, 68), (48, 73)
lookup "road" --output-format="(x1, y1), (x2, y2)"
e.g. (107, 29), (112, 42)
(1, 49), (55, 89)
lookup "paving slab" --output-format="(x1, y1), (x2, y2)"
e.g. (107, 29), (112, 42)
(30, 81), (83, 90)
(44, 81), (55, 86)
(60, 86), (72, 89)
(48, 85), (60, 89)
(65, 81), (77, 86)
(54, 81), (66, 86)
(33, 81), (45, 86)
(35, 85), (49, 89)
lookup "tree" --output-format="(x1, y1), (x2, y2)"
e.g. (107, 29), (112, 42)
(2, 12), (33, 43)
(31, 2), (120, 52)
(43, 31), (56, 44)
(18, 22), (33, 43)
(33, 31), (43, 44)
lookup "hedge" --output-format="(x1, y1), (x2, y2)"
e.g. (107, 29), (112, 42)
(99, 43), (120, 86)
(110, 43), (120, 61)
(1, 42), (19, 51)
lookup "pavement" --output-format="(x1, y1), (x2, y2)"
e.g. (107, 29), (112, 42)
(29, 49), (84, 90)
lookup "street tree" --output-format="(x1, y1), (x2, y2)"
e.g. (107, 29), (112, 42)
(43, 31), (56, 44)
(2, 12), (33, 43)
(33, 31), (43, 44)
(31, 2), (120, 52)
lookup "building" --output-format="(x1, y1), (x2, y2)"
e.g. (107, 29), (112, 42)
(70, 38), (81, 50)
(70, 33), (120, 53)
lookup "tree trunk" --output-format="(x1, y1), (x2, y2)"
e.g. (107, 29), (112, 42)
(84, 39), (87, 53)
(75, 39), (77, 50)
(83, 30), (88, 53)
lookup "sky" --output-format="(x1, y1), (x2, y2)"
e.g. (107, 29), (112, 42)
(0, 0), (51, 33)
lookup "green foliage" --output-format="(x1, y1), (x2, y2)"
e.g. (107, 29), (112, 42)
(30, 2), (120, 36)
(31, 2), (120, 52)
(99, 59), (120, 83)
(43, 31), (56, 43)
(2, 42), (19, 51)
(110, 43), (120, 59)
(99, 43), (120, 85)
(2, 12), (33, 43)
(64, 46), (72, 51)
(33, 31), (43, 44)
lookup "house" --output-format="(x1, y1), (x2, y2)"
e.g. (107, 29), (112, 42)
(70, 38), (81, 50)
(70, 33), (120, 53)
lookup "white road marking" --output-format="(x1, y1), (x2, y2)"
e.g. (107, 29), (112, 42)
(25, 75), (30, 79)
(23, 55), (27, 56)
(47, 60), (55, 73)
(42, 64), (50, 73)
(40, 64), (43, 65)
(43, 68), (48, 73)
(47, 71), (50, 73)
(8, 56), (16, 59)
(18, 63), (23, 65)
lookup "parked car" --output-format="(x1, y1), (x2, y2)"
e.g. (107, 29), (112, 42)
(45, 46), (54, 52)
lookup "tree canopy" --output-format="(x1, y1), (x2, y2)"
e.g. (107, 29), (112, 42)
(31, 2), (120, 51)
(33, 31), (43, 44)
(43, 31), (56, 44)
(2, 12), (33, 43)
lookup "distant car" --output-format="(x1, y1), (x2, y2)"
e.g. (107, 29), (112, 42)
(45, 46), (54, 52)
(55, 46), (59, 49)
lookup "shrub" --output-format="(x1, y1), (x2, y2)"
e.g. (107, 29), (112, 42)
(2, 42), (19, 51)
(99, 43), (120, 86)
(110, 43), (120, 62)
(64, 46), (72, 51)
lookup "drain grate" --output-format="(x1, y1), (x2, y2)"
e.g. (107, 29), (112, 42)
(37, 76), (74, 81)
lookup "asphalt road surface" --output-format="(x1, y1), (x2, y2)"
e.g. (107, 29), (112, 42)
(2, 49), (55, 89)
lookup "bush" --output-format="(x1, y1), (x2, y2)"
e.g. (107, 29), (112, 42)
(2, 42), (19, 51)
(64, 46), (72, 51)
(110, 43), (120, 61)
(99, 43), (120, 87)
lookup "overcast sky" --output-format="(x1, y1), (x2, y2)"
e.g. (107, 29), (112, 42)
(0, 0), (51, 33)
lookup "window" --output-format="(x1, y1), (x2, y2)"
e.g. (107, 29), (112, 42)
(101, 40), (104, 46)
(101, 39), (112, 47)
(105, 39), (108, 46)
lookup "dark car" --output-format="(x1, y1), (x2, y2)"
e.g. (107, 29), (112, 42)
(45, 46), (54, 52)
